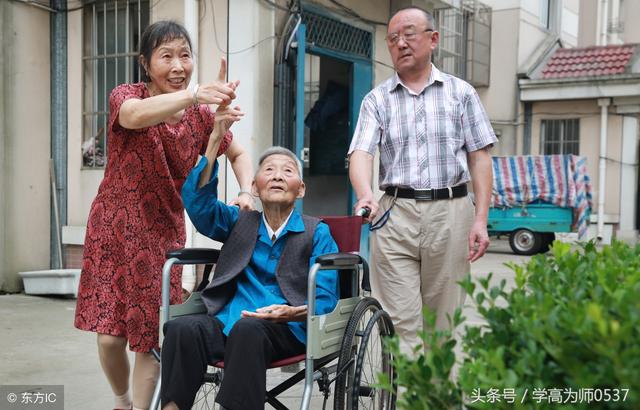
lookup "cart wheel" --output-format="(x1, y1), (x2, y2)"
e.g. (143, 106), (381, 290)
(334, 297), (395, 410)
(192, 368), (223, 409)
(538, 232), (556, 254)
(509, 228), (542, 255)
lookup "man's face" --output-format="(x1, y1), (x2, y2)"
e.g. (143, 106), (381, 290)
(252, 154), (305, 207)
(386, 9), (438, 77)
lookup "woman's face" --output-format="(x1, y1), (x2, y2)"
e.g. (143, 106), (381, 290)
(144, 37), (193, 95)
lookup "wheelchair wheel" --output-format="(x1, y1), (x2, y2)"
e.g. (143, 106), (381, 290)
(334, 297), (395, 409)
(191, 368), (223, 409)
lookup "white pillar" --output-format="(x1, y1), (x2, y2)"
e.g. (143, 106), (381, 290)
(600, 0), (609, 46)
(617, 114), (639, 242)
(597, 98), (610, 241)
(610, 0), (620, 44)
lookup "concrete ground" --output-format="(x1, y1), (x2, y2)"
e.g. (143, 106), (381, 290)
(0, 239), (532, 409)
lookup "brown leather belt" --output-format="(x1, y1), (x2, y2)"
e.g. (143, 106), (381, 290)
(384, 185), (467, 201)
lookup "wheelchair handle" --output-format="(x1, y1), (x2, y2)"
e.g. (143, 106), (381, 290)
(355, 207), (371, 218)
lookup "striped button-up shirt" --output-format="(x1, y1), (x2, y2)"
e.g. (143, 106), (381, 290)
(348, 64), (497, 190)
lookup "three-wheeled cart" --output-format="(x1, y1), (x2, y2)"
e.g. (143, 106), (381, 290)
(488, 155), (592, 255)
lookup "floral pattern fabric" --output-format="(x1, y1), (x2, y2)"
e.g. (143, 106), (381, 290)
(74, 82), (232, 352)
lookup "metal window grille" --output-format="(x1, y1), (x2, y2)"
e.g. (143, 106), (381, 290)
(464, 0), (491, 87)
(300, 10), (372, 60)
(434, 1), (491, 86)
(82, 0), (149, 168)
(540, 119), (580, 155)
(434, 6), (465, 77)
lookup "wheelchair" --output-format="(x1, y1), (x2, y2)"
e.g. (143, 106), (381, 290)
(149, 214), (396, 409)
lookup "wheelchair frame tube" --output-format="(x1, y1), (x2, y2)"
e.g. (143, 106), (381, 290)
(301, 262), (321, 410)
(151, 257), (180, 410)
(161, 258), (180, 328)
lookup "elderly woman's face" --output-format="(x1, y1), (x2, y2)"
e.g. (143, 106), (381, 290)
(252, 154), (305, 207)
(145, 37), (193, 95)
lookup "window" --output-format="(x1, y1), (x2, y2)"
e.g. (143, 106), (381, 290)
(82, 0), (149, 168)
(540, 119), (580, 155)
(540, 0), (550, 29)
(433, 1), (492, 87)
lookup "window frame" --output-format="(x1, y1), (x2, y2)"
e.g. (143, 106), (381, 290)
(81, 0), (149, 169)
(540, 118), (580, 155)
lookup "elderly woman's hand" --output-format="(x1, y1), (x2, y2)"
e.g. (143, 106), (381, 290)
(213, 104), (244, 137)
(229, 192), (255, 211)
(241, 304), (307, 322)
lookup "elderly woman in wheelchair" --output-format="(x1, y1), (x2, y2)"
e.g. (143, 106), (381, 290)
(158, 142), (340, 410)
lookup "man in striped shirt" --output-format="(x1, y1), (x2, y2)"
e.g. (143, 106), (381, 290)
(348, 6), (497, 354)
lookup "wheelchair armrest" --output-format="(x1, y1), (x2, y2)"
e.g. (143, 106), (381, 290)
(165, 248), (220, 265)
(315, 252), (362, 267)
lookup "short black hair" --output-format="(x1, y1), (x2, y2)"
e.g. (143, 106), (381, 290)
(138, 20), (193, 82)
(388, 6), (435, 29)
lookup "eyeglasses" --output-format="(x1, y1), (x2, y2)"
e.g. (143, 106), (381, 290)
(386, 28), (433, 46)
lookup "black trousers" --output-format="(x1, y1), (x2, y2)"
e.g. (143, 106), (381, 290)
(160, 314), (305, 410)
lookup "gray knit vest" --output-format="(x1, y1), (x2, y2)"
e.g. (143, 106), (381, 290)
(200, 210), (321, 315)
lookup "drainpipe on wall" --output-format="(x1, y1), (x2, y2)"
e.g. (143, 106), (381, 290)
(597, 98), (610, 241)
(50, 0), (67, 269)
(600, 0), (609, 46)
(523, 102), (532, 155)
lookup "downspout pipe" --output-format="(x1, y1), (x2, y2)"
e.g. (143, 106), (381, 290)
(51, 0), (67, 269)
(597, 98), (610, 241)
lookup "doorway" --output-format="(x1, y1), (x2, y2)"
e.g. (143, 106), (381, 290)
(301, 54), (351, 216)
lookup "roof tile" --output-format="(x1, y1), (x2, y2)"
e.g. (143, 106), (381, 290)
(541, 44), (637, 79)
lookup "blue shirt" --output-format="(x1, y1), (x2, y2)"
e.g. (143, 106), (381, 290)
(181, 157), (339, 344)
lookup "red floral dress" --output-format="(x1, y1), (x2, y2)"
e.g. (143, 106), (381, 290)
(74, 83), (232, 352)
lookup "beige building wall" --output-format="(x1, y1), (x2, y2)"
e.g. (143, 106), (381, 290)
(621, 0), (640, 43)
(530, 100), (622, 218)
(476, 4), (520, 156)
(577, 0), (598, 46)
(1, 2), (51, 291)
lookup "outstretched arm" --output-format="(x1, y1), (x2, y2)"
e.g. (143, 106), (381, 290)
(119, 58), (237, 129)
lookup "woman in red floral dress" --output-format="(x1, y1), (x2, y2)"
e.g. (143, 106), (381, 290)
(74, 21), (249, 410)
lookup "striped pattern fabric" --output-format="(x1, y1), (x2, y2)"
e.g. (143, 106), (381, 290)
(491, 155), (593, 238)
(349, 65), (497, 190)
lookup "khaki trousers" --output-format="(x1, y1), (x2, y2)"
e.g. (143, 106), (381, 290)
(370, 194), (474, 355)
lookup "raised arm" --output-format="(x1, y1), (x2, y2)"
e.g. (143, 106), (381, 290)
(226, 139), (255, 210)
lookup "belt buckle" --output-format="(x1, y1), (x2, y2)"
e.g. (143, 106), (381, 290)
(414, 189), (433, 201)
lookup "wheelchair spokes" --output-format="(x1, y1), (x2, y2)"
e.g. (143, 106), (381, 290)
(192, 367), (223, 410)
(333, 297), (395, 409)
(352, 309), (394, 409)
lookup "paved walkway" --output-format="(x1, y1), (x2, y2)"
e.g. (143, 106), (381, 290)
(0, 239), (531, 409)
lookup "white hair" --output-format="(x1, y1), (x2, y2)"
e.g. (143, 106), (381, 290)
(257, 146), (303, 179)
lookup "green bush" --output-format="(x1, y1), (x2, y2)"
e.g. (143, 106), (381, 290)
(382, 241), (640, 410)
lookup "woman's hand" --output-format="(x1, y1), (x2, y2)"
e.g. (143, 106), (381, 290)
(195, 58), (239, 106)
(241, 304), (308, 322)
(229, 192), (255, 211)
